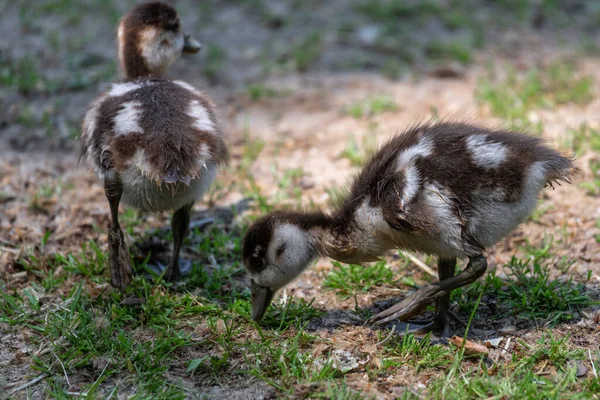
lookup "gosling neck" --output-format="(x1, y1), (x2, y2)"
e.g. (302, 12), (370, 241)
(306, 213), (360, 263)
(118, 24), (154, 80)
(310, 210), (389, 265)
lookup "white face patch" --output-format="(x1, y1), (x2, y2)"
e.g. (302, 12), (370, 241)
(187, 100), (216, 133)
(139, 27), (184, 73)
(466, 135), (508, 169)
(255, 223), (313, 290)
(397, 136), (433, 169)
(108, 82), (142, 97)
(113, 101), (144, 136)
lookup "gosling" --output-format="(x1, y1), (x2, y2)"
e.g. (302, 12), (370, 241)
(242, 122), (572, 337)
(80, 2), (228, 290)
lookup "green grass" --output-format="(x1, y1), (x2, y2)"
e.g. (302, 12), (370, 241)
(246, 327), (339, 394)
(528, 200), (553, 223)
(323, 261), (395, 298)
(346, 95), (398, 119)
(338, 133), (378, 167)
(291, 31), (322, 72)
(561, 123), (600, 156)
(0, 55), (42, 94)
(246, 84), (289, 101)
(580, 158), (600, 196)
(3, 218), (598, 398)
(453, 256), (595, 325)
(323, 260), (418, 299)
(560, 123), (600, 196)
(354, 0), (442, 21)
(425, 40), (473, 65)
(203, 45), (227, 83)
(425, 332), (595, 400)
(382, 332), (454, 372)
(2, 282), (209, 398)
(477, 61), (593, 133)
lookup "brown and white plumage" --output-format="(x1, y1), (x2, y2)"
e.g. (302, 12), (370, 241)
(242, 122), (572, 336)
(80, 2), (227, 290)
(80, 79), (227, 212)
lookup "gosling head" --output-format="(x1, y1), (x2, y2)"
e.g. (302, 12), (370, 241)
(242, 212), (326, 322)
(118, 2), (202, 79)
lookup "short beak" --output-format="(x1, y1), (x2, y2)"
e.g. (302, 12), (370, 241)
(183, 34), (202, 54)
(251, 281), (275, 322)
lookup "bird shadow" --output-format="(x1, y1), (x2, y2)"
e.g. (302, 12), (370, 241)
(301, 287), (600, 342)
(128, 197), (252, 284)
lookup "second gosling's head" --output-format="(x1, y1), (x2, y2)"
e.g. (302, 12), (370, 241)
(242, 212), (329, 322)
(118, 2), (202, 78)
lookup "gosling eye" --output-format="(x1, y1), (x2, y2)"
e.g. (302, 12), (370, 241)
(165, 21), (180, 32)
(248, 255), (264, 272)
(275, 244), (286, 258)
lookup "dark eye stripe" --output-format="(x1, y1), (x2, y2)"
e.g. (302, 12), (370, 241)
(275, 244), (286, 258)
(166, 21), (180, 31)
(249, 255), (264, 272)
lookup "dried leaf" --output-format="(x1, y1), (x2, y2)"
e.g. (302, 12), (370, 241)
(449, 336), (489, 355)
(371, 356), (382, 369)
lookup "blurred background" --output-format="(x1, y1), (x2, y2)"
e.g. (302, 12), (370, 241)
(2, 0), (600, 149)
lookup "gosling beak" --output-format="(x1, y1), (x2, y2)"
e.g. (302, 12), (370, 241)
(251, 281), (275, 322)
(183, 34), (202, 54)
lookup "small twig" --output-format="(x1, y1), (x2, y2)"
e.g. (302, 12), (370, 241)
(0, 237), (17, 246)
(401, 251), (437, 278)
(7, 374), (48, 395)
(376, 325), (396, 347)
(502, 337), (512, 360)
(0, 245), (19, 254)
(53, 352), (70, 387)
(10, 271), (28, 280)
(589, 349), (598, 378)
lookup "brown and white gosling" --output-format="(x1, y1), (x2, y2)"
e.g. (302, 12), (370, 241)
(80, 2), (228, 291)
(242, 122), (572, 337)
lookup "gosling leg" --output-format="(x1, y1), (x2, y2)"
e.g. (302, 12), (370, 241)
(164, 202), (193, 282)
(104, 170), (133, 291)
(368, 255), (486, 327)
